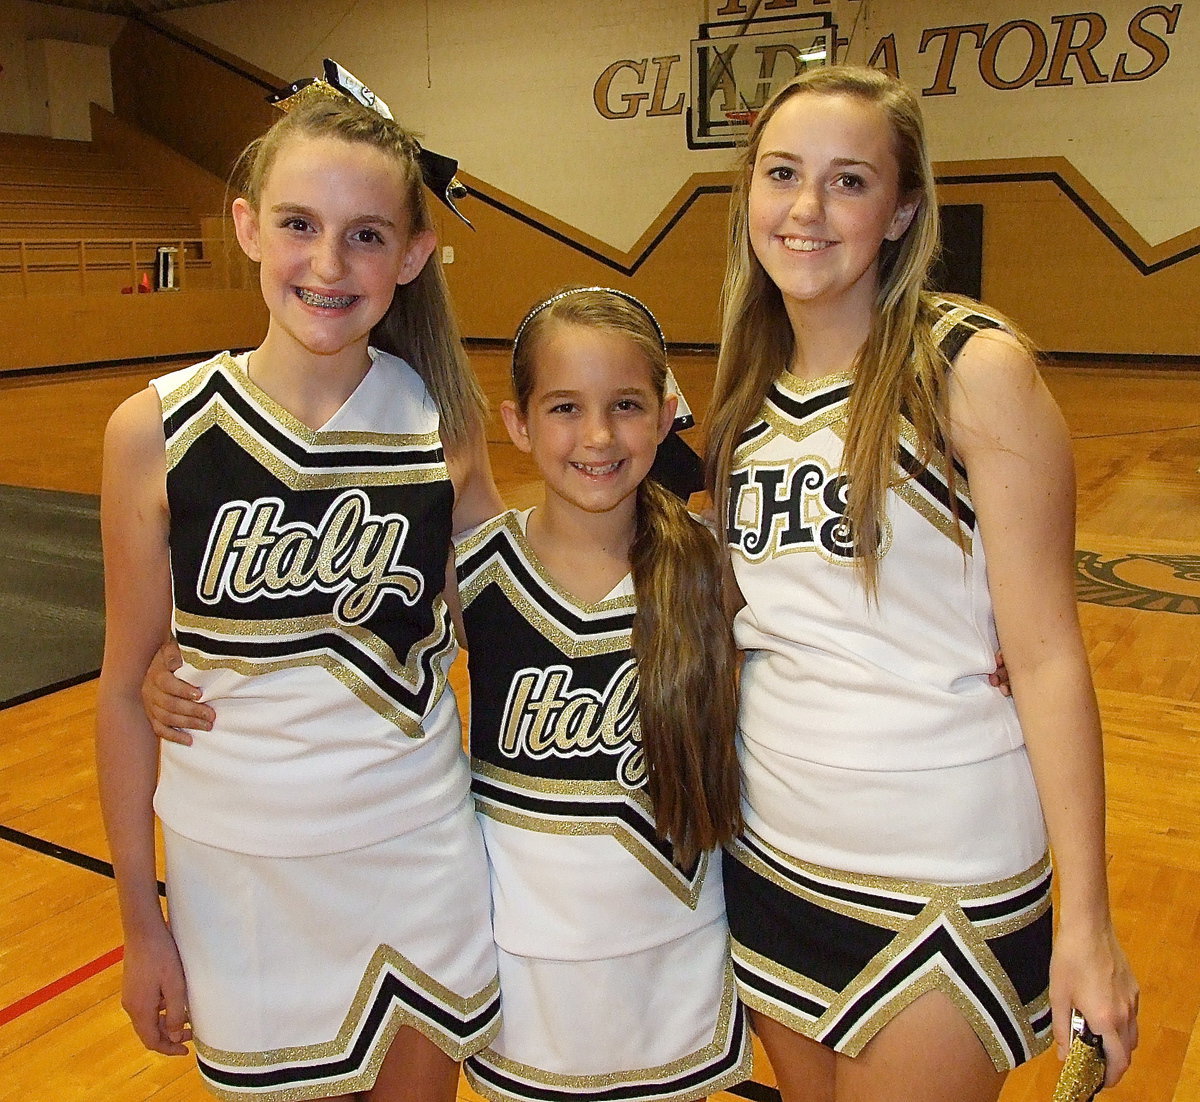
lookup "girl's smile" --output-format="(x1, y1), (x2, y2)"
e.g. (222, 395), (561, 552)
(295, 288), (359, 309)
(778, 236), (835, 253)
(232, 134), (434, 368)
(572, 459), (624, 477)
(501, 322), (676, 524)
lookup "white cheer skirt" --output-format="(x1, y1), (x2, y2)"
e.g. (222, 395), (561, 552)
(465, 917), (751, 1102)
(163, 801), (500, 1100)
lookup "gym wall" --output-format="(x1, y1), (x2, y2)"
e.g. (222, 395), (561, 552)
(162, 0), (1200, 359)
(8, 0), (1196, 361)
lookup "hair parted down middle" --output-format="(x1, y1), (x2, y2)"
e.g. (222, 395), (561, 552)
(513, 287), (742, 866)
(706, 65), (1026, 596)
(233, 97), (486, 448)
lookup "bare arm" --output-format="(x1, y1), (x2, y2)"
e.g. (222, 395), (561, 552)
(95, 387), (191, 1054)
(442, 419), (496, 649)
(948, 330), (1138, 1084)
(446, 418), (503, 536)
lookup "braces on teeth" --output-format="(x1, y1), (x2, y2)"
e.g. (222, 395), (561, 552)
(299, 289), (356, 308)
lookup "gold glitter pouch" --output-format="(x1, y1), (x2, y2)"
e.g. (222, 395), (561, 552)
(1052, 1010), (1106, 1102)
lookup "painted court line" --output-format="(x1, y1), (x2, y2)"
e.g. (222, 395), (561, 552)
(0, 824), (165, 895)
(0, 945), (123, 1027)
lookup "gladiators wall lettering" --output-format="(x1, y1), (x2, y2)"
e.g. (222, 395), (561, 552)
(592, 4), (1182, 126)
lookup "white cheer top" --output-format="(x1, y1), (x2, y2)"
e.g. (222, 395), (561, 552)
(151, 349), (468, 856)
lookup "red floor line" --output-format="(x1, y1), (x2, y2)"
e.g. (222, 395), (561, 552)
(0, 944), (124, 1027)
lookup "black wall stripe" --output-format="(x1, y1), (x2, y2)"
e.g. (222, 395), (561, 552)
(72, 13), (1200, 282)
(937, 170), (1200, 275)
(472, 169), (1200, 277)
(466, 185), (731, 277)
(133, 13), (277, 90)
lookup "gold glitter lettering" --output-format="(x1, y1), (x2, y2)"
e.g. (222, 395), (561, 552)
(200, 507), (243, 600)
(317, 492), (364, 585)
(558, 695), (601, 750)
(231, 501), (279, 593)
(338, 516), (417, 622)
(499, 660), (643, 786)
(525, 669), (570, 753)
(500, 674), (534, 755)
(598, 663), (640, 748)
(263, 528), (318, 591)
(196, 490), (423, 625)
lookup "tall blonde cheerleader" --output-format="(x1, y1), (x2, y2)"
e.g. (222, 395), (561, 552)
(705, 65), (1139, 1102)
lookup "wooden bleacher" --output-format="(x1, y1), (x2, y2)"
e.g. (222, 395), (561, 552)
(0, 111), (265, 373)
(0, 127), (236, 298)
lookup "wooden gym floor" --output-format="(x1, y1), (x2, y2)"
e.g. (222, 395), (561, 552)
(0, 349), (1197, 1102)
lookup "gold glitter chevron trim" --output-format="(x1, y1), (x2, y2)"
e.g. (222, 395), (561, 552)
(175, 607), (454, 736)
(729, 833), (1051, 1072)
(457, 513), (634, 657)
(465, 962), (749, 1102)
(474, 759), (706, 907)
(194, 944), (500, 1101)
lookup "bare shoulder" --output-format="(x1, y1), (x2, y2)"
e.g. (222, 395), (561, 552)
(102, 386), (168, 508)
(105, 386), (165, 457)
(945, 328), (1058, 448)
(445, 418), (503, 535)
(950, 327), (1039, 396)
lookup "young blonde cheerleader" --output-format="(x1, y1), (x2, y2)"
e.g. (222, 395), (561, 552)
(457, 286), (749, 1102)
(96, 63), (502, 1102)
(705, 65), (1138, 1102)
(144, 286), (752, 1102)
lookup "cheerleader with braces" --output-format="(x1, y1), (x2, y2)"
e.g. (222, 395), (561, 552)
(142, 285), (751, 1102)
(97, 61), (502, 1101)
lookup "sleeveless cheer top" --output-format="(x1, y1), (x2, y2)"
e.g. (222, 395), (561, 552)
(728, 299), (1023, 775)
(152, 348), (467, 856)
(456, 509), (725, 959)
